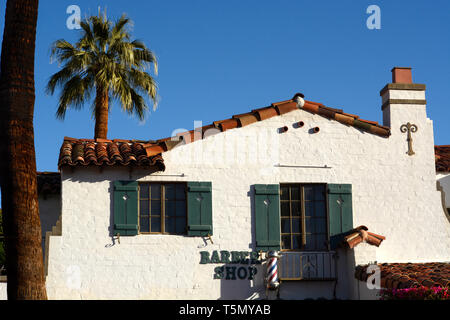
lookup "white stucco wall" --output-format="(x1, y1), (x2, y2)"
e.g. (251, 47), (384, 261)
(44, 89), (450, 300)
(0, 279), (6, 300)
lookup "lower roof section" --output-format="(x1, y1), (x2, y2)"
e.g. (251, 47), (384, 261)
(436, 145), (450, 173)
(37, 172), (61, 196)
(355, 262), (450, 289)
(58, 138), (165, 171)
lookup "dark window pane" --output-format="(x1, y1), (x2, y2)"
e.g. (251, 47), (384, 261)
(304, 234), (315, 251)
(139, 184), (149, 199)
(280, 186), (289, 201)
(304, 186), (314, 201)
(176, 218), (186, 234)
(176, 201), (186, 217)
(315, 218), (327, 234)
(139, 216), (150, 233)
(165, 184), (176, 200)
(150, 184), (161, 199)
(176, 184), (186, 200)
(281, 202), (290, 217)
(315, 201), (326, 218)
(281, 236), (291, 250)
(315, 234), (328, 251)
(151, 200), (161, 216)
(305, 202), (314, 218)
(165, 217), (175, 234)
(151, 217), (161, 233)
(281, 218), (291, 233)
(165, 200), (176, 217)
(291, 186), (300, 201)
(305, 217), (313, 233)
(314, 185), (325, 201)
(140, 200), (149, 216)
(292, 236), (302, 250)
(292, 218), (301, 233)
(291, 201), (301, 216)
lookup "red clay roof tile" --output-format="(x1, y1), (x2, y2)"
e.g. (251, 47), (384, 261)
(252, 106), (278, 121)
(273, 101), (298, 115)
(343, 226), (385, 249)
(145, 144), (165, 157)
(302, 101), (320, 114)
(355, 263), (450, 289)
(233, 113), (258, 127)
(58, 139), (164, 170)
(435, 145), (450, 172)
(335, 113), (355, 126)
(219, 118), (239, 131)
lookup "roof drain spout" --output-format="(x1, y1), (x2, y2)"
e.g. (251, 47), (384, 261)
(279, 126), (289, 134)
(297, 121), (305, 128)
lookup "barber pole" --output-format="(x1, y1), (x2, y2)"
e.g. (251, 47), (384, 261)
(266, 251), (280, 290)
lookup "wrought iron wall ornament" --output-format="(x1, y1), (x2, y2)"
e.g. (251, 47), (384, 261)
(400, 122), (418, 156)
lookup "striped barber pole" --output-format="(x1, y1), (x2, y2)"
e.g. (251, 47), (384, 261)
(266, 251), (280, 290)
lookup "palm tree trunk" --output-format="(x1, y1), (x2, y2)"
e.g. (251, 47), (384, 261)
(94, 86), (109, 139)
(0, 0), (47, 300)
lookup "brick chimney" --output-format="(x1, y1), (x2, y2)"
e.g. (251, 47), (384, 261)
(380, 67), (427, 128)
(391, 67), (413, 84)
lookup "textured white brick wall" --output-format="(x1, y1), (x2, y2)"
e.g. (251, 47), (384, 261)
(44, 90), (450, 300)
(0, 282), (6, 300)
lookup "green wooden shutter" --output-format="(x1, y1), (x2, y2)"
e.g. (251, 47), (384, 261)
(187, 182), (213, 236)
(328, 184), (353, 250)
(113, 181), (139, 236)
(254, 184), (281, 252)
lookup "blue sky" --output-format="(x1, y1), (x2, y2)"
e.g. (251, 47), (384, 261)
(1, 0), (449, 173)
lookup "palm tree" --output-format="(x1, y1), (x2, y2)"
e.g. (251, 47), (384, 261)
(0, 0), (48, 299)
(47, 10), (159, 139)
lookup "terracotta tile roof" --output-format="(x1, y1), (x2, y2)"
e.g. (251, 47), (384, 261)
(37, 172), (61, 196)
(57, 93), (391, 166)
(58, 138), (165, 171)
(355, 263), (450, 289)
(343, 226), (386, 249)
(435, 145), (450, 172)
(141, 93), (391, 158)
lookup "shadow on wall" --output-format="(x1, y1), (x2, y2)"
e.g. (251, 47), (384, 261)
(218, 261), (266, 300)
(437, 175), (450, 224)
(218, 185), (266, 299)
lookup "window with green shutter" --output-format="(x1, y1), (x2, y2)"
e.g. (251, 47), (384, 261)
(113, 181), (139, 236)
(254, 184), (281, 252)
(138, 182), (187, 235)
(327, 184), (353, 250)
(187, 182), (213, 237)
(255, 183), (352, 252)
(280, 184), (327, 251)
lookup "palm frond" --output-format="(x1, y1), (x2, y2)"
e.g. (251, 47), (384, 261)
(47, 11), (159, 126)
(55, 74), (94, 119)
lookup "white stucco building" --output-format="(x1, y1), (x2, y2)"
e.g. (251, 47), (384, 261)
(2, 67), (449, 300)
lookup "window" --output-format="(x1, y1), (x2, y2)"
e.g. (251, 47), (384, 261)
(138, 183), (187, 235)
(280, 184), (327, 251)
